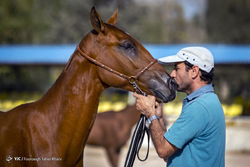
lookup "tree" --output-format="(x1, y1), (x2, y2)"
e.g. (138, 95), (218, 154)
(206, 0), (250, 43)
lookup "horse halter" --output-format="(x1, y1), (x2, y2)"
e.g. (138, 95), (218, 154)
(77, 45), (154, 166)
(76, 45), (157, 95)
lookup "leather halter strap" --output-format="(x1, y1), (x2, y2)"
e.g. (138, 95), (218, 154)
(76, 45), (157, 82)
(76, 45), (154, 166)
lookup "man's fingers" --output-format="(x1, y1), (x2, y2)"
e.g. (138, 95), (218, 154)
(134, 92), (157, 101)
(133, 92), (142, 99)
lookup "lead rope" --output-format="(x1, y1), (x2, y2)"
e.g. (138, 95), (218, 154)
(124, 81), (150, 167)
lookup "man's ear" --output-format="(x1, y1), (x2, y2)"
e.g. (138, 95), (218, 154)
(90, 7), (106, 33)
(191, 65), (200, 79)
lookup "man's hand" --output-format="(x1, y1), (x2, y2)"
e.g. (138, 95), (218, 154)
(133, 92), (156, 118)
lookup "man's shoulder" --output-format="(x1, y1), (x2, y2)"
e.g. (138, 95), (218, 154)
(191, 92), (219, 107)
(183, 93), (219, 116)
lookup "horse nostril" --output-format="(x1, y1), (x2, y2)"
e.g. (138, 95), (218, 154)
(168, 78), (177, 90)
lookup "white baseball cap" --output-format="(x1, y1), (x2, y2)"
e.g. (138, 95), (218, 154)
(158, 47), (214, 73)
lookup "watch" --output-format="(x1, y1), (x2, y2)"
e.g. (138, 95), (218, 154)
(146, 115), (159, 126)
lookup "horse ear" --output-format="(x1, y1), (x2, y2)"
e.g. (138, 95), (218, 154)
(107, 7), (118, 25)
(90, 7), (106, 33)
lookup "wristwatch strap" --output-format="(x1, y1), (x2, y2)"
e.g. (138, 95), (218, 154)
(147, 115), (159, 126)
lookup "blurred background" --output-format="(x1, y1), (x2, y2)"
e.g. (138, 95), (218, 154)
(0, 0), (250, 166)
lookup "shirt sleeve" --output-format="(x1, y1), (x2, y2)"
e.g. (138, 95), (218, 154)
(164, 101), (209, 149)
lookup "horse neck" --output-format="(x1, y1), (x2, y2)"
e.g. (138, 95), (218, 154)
(119, 104), (141, 128)
(43, 51), (104, 111)
(39, 50), (105, 155)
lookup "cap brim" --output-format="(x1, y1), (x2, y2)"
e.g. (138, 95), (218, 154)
(158, 55), (184, 64)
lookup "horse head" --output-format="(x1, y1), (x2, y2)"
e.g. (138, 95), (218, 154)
(78, 7), (176, 103)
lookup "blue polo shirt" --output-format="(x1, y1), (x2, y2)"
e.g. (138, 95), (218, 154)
(164, 84), (225, 167)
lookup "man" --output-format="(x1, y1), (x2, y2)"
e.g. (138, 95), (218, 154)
(133, 47), (226, 167)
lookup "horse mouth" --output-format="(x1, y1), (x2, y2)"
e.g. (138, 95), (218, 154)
(154, 90), (176, 103)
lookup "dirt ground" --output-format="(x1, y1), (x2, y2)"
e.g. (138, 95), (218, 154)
(84, 145), (250, 167)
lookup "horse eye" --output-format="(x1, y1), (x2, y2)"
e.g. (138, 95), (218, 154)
(118, 41), (137, 56)
(120, 41), (135, 51)
(123, 42), (133, 50)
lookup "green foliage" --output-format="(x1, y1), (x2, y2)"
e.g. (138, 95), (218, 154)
(0, 0), (92, 44)
(116, 1), (187, 43)
(0, 0), (33, 43)
(206, 0), (250, 43)
(0, 66), (52, 92)
(1, 0), (250, 44)
(0, 0), (189, 44)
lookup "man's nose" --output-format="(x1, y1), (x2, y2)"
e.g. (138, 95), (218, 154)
(170, 70), (175, 78)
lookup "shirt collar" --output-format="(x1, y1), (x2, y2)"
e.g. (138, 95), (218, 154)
(185, 84), (214, 102)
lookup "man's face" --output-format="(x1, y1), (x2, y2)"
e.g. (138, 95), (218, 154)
(170, 62), (192, 93)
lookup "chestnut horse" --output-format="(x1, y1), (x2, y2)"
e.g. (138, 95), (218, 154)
(87, 104), (140, 167)
(0, 7), (176, 167)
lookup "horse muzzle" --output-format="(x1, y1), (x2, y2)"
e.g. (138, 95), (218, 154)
(153, 77), (177, 103)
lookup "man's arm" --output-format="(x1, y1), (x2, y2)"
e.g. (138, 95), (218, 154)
(149, 118), (178, 160)
(150, 102), (178, 160)
(155, 103), (167, 131)
(133, 93), (178, 160)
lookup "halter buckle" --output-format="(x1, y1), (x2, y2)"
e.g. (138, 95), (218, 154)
(129, 76), (147, 96)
